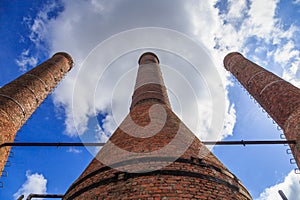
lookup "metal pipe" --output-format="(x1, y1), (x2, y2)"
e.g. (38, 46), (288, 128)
(204, 140), (296, 146)
(278, 190), (288, 200)
(26, 194), (64, 200)
(0, 140), (296, 149)
(17, 195), (24, 200)
(0, 142), (105, 148)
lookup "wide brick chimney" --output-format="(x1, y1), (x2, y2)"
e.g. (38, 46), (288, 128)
(224, 52), (300, 169)
(63, 52), (251, 199)
(0, 52), (73, 176)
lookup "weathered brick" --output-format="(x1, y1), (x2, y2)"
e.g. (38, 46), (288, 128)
(224, 52), (300, 170)
(0, 52), (73, 176)
(64, 52), (251, 199)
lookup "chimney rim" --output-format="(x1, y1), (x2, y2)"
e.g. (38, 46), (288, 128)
(52, 52), (74, 67)
(138, 52), (160, 65)
(223, 52), (243, 71)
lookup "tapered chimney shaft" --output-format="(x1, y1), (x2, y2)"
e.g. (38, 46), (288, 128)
(224, 52), (300, 168)
(64, 52), (251, 200)
(0, 52), (73, 176)
(130, 52), (171, 109)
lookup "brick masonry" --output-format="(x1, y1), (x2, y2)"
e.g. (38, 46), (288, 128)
(0, 52), (73, 177)
(64, 53), (251, 199)
(131, 53), (170, 109)
(224, 52), (300, 169)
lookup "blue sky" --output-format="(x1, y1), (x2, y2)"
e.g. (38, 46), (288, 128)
(1, 0), (300, 199)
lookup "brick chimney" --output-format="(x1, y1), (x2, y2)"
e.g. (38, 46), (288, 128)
(63, 52), (251, 199)
(224, 52), (300, 169)
(0, 52), (73, 176)
(130, 52), (171, 109)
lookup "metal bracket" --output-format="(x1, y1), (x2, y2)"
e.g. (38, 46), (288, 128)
(286, 149), (292, 154)
(290, 158), (296, 164)
(280, 134), (286, 139)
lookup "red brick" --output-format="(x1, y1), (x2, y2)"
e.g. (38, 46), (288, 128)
(0, 52), (73, 176)
(224, 52), (300, 169)
(64, 52), (251, 199)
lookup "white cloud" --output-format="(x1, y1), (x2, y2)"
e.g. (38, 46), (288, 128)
(223, 100), (236, 137)
(272, 24), (298, 45)
(16, 2), (63, 72)
(274, 41), (299, 64)
(282, 59), (300, 88)
(101, 114), (117, 136)
(13, 171), (47, 200)
(92, 121), (110, 154)
(24, 2), (60, 46)
(293, 0), (300, 5)
(245, 0), (279, 39)
(188, 0), (222, 50)
(95, 125), (110, 143)
(188, 1), (241, 139)
(256, 170), (300, 200)
(22, 0), (231, 142)
(67, 147), (82, 154)
(188, 0), (300, 140)
(22, 0), (300, 146)
(227, 0), (248, 22)
(17, 0), (300, 197)
(15, 49), (38, 72)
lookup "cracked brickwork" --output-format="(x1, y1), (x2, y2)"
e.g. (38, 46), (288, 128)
(224, 52), (300, 169)
(0, 52), (73, 177)
(64, 52), (251, 199)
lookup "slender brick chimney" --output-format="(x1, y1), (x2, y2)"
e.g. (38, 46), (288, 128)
(0, 52), (73, 176)
(224, 52), (300, 169)
(130, 52), (171, 109)
(63, 52), (251, 199)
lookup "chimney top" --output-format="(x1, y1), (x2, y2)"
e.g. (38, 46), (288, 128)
(223, 52), (243, 71)
(52, 52), (74, 67)
(138, 52), (160, 65)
